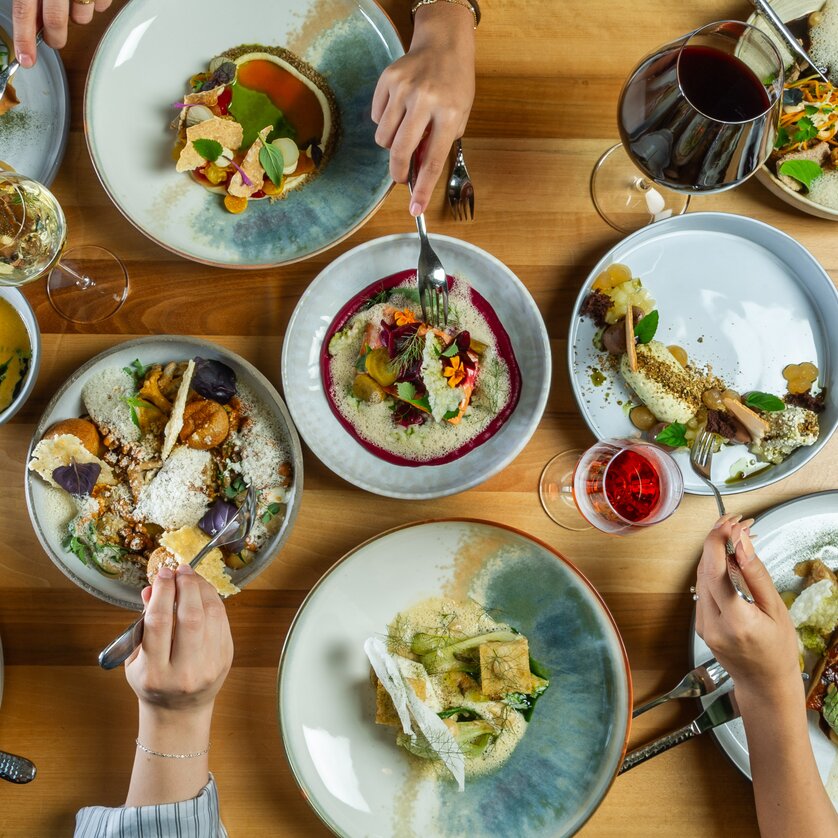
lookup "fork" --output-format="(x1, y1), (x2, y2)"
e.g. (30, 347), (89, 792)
(0, 31), (43, 103)
(98, 486), (257, 670)
(408, 156), (448, 327)
(447, 139), (474, 222)
(632, 657), (729, 718)
(689, 429), (755, 604)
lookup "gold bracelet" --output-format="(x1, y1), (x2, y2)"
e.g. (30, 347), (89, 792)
(410, 0), (481, 29)
(136, 739), (211, 759)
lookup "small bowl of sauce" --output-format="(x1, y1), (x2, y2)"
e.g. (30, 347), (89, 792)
(0, 287), (39, 423)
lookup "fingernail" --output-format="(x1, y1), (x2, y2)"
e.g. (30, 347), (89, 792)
(737, 530), (755, 565)
(18, 53), (32, 69)
(409, 201), (422, 217)
(729, 514), (743, 525)
(177, 564), (194, 574)
(740, 518), (755, 529)
(158, 567), (173, 579)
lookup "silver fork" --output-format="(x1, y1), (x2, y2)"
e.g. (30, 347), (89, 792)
(447, 139), (474, 222)
(98, 486), (257, 670)
(689, 429), (755, 604)
(632, 658), (729, 718)
(408, 156), (448, 327)
(0, 31), (43, 102)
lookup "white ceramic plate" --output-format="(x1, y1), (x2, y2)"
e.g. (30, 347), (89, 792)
(279, 519), (632, 838)
(569, 212), (838, 495)
(24, 336), (303, 610)
(84, 0), (401, 267)
(282, 234), (551, 499)
(691, 491), (838, 802)
(0, 2), (69, 185)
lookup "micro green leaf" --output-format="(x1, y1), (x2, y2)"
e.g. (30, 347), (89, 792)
(634, 310), (659, 345)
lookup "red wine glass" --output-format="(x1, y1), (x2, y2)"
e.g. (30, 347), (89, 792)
(539, 439), (684, 534)
(591, 20), (784, 232)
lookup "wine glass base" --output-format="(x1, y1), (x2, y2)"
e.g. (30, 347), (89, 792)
(47, 245), (128, 324)
(538, 450), (592, 531)
(591, 144), (690, 233)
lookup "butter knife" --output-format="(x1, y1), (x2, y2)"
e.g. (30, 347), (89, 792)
(0, 749), (36, 784)
(620, 690), (740, 774)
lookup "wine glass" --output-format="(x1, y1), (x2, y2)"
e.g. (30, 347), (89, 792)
(539, 439), (684, 534)
(0, 170), (128, 323)
(591, 20), (784, 232)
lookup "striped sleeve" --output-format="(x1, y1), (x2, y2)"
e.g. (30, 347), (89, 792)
(74, 774), (227, 838)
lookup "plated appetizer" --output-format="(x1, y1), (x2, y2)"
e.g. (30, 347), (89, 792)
(365, 598), (550, 788)
(0, 296), (32, 414)
(322, 271), (521, 467)
(580, 263), (824, 478)
(173, 44), (339, 214)
(27, 355), (293, 596)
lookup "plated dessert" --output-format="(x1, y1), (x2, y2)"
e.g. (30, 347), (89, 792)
(366, 598), (550, 788)
(173, 44), (339, 214)
(27, 353), (293, 596)
(580, 262), (824, 480)
(322, 271), (521, 467)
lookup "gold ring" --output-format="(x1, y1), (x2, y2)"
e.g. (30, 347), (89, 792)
(72, 0), (96, 5)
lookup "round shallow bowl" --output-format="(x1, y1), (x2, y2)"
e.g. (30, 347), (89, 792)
(279, 519), (632, 838)
(569, 212), (838, 495)
(84, 0), (402, 268)
(24, 336), (303, 610)
(692, 491), (838, 799)
(0, 2), (69, 186)
(282, 234), (551, 498)
(0, 287), (40, 424)
(748, 0), (838, 221)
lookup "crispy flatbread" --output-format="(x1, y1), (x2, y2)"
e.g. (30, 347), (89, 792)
(173, 84), (226, 133)
(228, 125), (271, 197)
(161, 359), (195, 461)
(176, 117), (243, 173)
(159, 525), (240, 597)
(28, 434), (115, 488)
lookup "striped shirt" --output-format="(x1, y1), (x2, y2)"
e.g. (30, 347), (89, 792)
(74, 775), (227, 837)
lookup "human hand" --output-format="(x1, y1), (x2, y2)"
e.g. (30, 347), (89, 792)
(12, 0), (113, 68)
(695, 516), (801, 707)
(371, 3), (475, 216)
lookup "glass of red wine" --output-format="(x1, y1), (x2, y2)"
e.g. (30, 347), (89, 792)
(591, 20), (784, 232)
(539, 439), (684, 534)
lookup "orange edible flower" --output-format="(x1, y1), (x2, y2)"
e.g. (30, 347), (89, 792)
(443, 355), (466, 388)
(394, 309), (416, 326)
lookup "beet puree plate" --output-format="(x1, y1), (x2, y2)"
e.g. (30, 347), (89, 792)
(282, 234), (550, 499)
(320, 271), (522, 467)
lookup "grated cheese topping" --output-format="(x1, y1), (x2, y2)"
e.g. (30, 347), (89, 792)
(134, 446), (211, 530)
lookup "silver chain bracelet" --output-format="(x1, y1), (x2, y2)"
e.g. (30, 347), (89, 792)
(135, 739), (211, 759)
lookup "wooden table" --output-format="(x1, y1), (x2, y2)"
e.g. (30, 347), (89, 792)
(1, 0), (836, 834)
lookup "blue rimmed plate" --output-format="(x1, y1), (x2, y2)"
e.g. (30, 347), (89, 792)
(84, 0), (401, 268)
(279, 519), (632, 837)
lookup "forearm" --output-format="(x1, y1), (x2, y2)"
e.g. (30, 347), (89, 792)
(411, 2), (476, 54)
(739, 684), (838, 838)
(125, 705), (214, 807)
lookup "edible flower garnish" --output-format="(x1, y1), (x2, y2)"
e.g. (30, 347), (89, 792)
(443, 355), (466, 388)
(394, 309), (416, 327)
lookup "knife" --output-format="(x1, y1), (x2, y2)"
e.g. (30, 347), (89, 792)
(620, 690), (740, 774)
(0, 750), (37, 784)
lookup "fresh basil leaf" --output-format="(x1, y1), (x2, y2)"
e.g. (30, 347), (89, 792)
(778, 159), (824, 190)
(744, 391), (786, 412)
(655, 422), (688, 448)
(259, 143), (285, 186)
(193, 138), (223, 162)
(634, 310), (659, 345)
(52, 460), (100, 495)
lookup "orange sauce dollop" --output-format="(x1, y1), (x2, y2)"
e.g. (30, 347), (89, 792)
(236, 59), (324, 144)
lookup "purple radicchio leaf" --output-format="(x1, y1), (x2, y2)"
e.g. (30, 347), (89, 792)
(192, 357), (237, 404)
(393, 401), (426, 428)
(52, 460), (100, 495)
(198, 499), (245, 552)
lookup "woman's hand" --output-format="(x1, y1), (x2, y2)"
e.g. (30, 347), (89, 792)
(372, 3), (476, 216)
(12, 0), (113, 68)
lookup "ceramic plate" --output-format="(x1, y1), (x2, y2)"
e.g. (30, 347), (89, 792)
(24, 336), (303, 611)
(0, 2), (69, 186)
(691, 491), (838, 802)
(279, 519), (632, 838)
(569, 212), (838, 495)
(282, 234), (551, 498)
(84, 0), (401, 268)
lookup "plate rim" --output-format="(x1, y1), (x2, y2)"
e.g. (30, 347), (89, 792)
(82, 0), (401, 269)
(277, 516), (634, 838)
(23, 334), (304, 611)
(281, 232), (552, 499)
(567, 210), (838, 496)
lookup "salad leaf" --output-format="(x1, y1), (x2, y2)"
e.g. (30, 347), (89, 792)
(52, 460), (100, 495)
(192, 357), (237, 404)
(793, 116), (819, 143)
(804, 104), (819, 116)
(122, 358), (150, 387)
(396, 381), (431, 412)
(440, 341), (460, 358)
(224, 475), (247, 500)
(744, 391), (786, 412)
(634, 309), (659, 345)
(261, 502), (282, 524)
(123, 396), (157, 429)
(259, 143), (285, 186)
(778, 159), (824, 191)
(774, 126), (790, 149)
(655, 422), (688, 449)
(192, 138), (223, 163)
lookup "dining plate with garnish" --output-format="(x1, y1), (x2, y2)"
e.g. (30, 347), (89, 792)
(279, 519), (632, 838)
(569, 212), (838, 495)
(84, 0), (401, 267)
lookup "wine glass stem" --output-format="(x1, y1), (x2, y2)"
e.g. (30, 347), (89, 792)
(58, 259), (95, 289)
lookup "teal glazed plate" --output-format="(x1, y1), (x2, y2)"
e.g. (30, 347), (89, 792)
(279, 520), (632, 837)
(84, 0), (401, 268)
